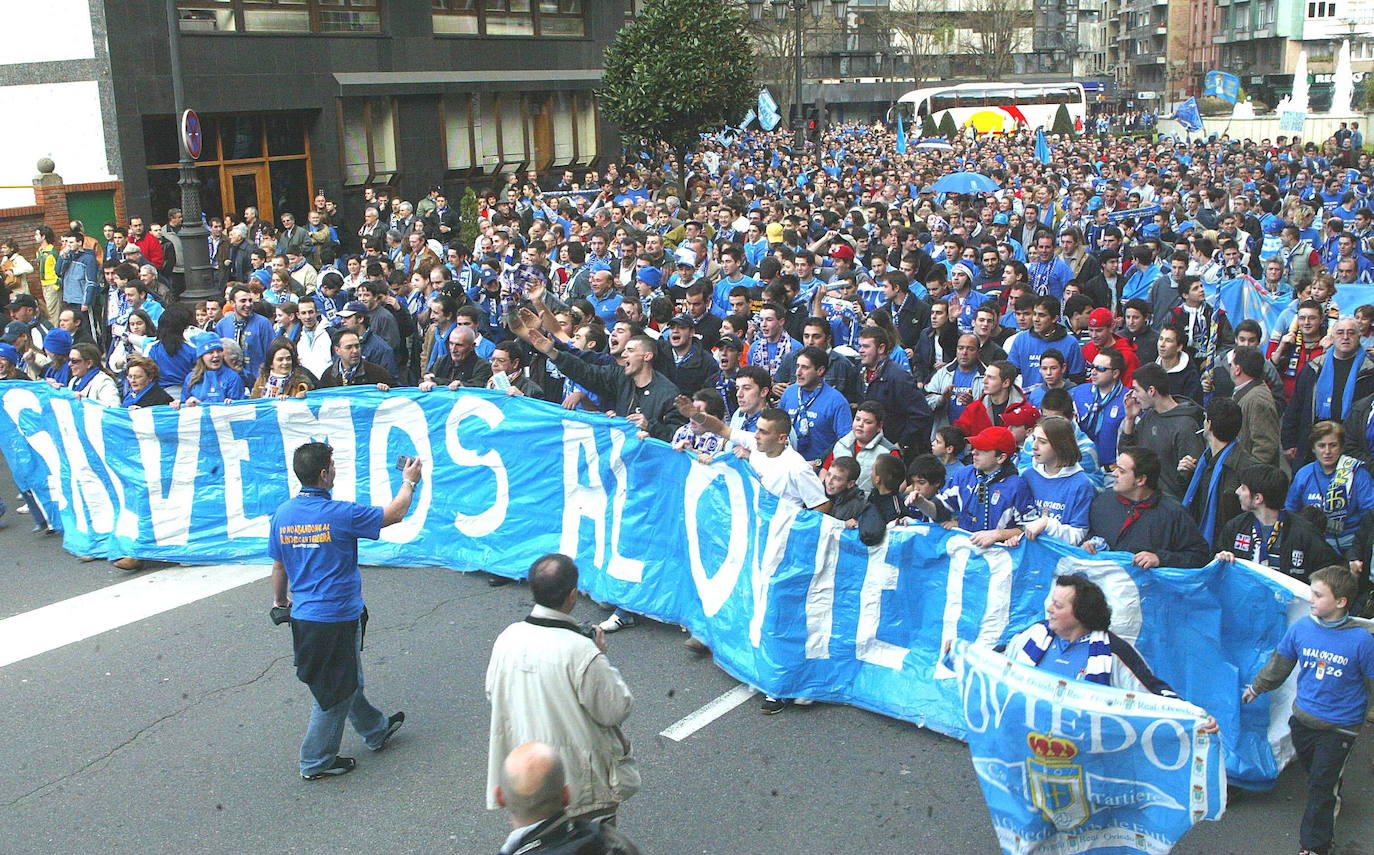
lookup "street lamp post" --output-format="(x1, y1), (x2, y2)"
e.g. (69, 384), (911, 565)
(165, 0), (212, 302)
(748, 0), (849, 149)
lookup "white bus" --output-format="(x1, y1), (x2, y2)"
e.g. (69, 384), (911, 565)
(889, 82), (1087, 135)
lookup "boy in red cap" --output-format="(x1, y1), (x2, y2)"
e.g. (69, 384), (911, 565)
(907, 425), (1038, 548)
(1082, 306), (1139, 386)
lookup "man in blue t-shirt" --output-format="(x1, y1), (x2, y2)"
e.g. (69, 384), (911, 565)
(270, 442), (422, 780)
(779, 346), (853, 466)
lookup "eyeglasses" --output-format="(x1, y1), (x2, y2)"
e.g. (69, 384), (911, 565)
(1089, 364), (1113, 372)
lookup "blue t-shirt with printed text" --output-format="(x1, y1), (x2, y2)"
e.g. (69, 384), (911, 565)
(1278, 616), (1374, 727)
(269, 488), (384, 622)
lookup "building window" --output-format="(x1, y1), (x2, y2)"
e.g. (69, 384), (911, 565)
(337, 97), (397, 186)
(178, 0), (381, 34)
(1306, 0), (1336, 16)
(440, 90), (598, 177)
(433, 0), (585, 36)
(143, 111), (314, 226)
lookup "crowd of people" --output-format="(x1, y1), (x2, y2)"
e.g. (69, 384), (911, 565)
(4, 119), (1374, 854)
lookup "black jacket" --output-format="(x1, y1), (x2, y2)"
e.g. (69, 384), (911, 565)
(498, 813), (640, 855)
(552, 350), (687, 442)
(658, 340), (713, 396)
(1283, 352), (1374, 466)
(912, 325), (960, 386)
(1088, 490), (1211, 567)
(885, 291), (930, 351)
(1217, 510), (1342, 584)
(856, 357), (932, 452)
(1181, 444), (1257, 548)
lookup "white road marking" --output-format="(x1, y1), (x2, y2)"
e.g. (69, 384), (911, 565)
(0, 564), (269, 669)
(659, 683), (757, 741)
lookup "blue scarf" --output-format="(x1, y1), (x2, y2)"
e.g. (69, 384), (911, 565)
(1012, 621), (1113, 686)
(1183, 441), (1235, 538)
(1312, 352), (1365, 421)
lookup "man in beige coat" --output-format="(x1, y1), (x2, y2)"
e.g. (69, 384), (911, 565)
(486, 554), (638, 823)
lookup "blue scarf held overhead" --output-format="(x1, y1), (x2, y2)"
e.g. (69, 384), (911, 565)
(1313, 352), (1366, 421)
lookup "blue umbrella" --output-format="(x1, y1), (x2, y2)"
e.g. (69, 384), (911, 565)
(931, 171), (1000, 194)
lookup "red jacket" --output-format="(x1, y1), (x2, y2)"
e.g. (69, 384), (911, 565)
(1083, 334), (1139, 386)
(136, 231), (165, 268)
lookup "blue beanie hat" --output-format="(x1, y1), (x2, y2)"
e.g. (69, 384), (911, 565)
(43, 328), (73, 356)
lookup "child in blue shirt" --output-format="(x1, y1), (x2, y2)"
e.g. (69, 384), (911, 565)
(1244, 565), (1374, 855)
(909, 426), (1037, 547)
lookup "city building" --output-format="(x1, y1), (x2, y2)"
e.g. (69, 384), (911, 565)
(2, 1), (624, 229)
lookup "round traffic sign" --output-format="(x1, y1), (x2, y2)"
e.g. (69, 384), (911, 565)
(181, 109), (203, 160)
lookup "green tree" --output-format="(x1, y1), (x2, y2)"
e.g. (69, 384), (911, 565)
(938, 111), (958, 140)
(458, 186), (479, 255)
(1051, 103), (1074, 137)
(599, 0), (756, 161)
(919, 113), (939, 139)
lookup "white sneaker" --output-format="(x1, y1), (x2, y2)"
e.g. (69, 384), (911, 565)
(793, 698), (815, 706)
(597, 613), (637, 633)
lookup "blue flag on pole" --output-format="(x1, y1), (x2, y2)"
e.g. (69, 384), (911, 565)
(896, 113), (907, 154)
(1203, 71), (1241, 104)
(956, 641), (1227, 854)
(757, 88), (781, 132)
(1034, 128), (1051, 165)
(1173, 98), (1203, 134)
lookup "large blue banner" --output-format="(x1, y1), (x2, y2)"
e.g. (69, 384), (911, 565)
(0, 383), (1305, 789)
(956, 641), (1227, 854)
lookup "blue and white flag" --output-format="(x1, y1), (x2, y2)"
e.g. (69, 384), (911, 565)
(757, 88), (781, 132)
(956, 641), (1227, 854)
(0, 383), (1305, 791)
(1208, 276), (1291, 345)
(896, 114), (908, 154)
(1173, 98), (1203, 134)
(1106, 204), (1162, 223)
(740, 108), (757, 130)
(1203, 71), (1241, 104)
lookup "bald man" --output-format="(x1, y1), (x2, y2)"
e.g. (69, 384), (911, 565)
(495, 741), (640, 854)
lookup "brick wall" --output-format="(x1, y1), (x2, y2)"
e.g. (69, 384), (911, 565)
(0, 171), (126, 304)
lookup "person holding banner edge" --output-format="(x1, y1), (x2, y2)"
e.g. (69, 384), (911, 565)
(269, 442), (419, 780)
(1001, 573), (1218, 735)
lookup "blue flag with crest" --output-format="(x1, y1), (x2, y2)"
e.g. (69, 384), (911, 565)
(956, 641), (1227, 855)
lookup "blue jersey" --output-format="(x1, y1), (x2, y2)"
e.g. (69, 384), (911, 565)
(182, 364), (246, 404)
(269, 487), (384, 622)
(1021, 466), (1095, 532)
(1026, 258), (1073, 299)
(1276, 616), (1374, 727)
(1286, 459), (1374, 550)
(711, 274), (758, 317)
(1071, 382), (1129, 465)
(215, 312), (275, 378)
(1008, 329), (1085, 388)
(780, 381), (853, 463)
(934, 465), (1038, 532)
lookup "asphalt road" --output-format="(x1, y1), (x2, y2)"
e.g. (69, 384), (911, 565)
(0, 460), (1371, 855)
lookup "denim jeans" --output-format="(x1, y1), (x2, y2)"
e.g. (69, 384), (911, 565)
(299, 623), (388, 776)
(1290, 716), (1357, 855)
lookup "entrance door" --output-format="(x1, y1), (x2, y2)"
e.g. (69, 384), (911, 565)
(225, 164), (272, 223)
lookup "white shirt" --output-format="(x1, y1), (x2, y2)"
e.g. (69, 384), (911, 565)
(731, 430), (828, 509)
(297, 325), (335, 379)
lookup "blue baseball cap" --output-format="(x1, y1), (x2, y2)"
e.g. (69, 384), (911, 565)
(0, 342), (19, 365)
(636, 267), (663, 289)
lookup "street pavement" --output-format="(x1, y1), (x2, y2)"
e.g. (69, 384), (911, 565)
(0, 460), (1372, 855)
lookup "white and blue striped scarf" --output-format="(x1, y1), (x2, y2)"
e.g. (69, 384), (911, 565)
(1011, 620), (1113, 686)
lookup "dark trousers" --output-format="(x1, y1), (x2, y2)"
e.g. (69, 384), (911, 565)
(1289, 716), (1357, 854)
